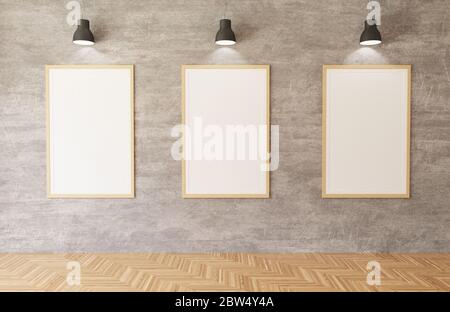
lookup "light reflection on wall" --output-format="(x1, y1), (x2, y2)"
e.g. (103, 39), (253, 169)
(344, 47), (388, 64)
(206, 47), (248, 64)
(70, 46), (117, 63)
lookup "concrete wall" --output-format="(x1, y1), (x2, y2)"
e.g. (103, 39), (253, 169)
(0, 0), (449, 252)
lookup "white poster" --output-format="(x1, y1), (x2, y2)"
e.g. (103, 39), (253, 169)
(46, 65), (134, 198)
(323, 65), (411, 198)
(182, 65), (270, 198)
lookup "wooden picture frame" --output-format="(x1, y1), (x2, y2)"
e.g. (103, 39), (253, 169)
(46, 65), (135, 198)
(322, 65), (411, 198)
(182, 65), (270, 198)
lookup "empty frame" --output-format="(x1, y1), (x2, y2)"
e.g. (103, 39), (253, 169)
(323, 65), (411, 198)
(182, 65), (270, 198)
(46, 65), (134, 198)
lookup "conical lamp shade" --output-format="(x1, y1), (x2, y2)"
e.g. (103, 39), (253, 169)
(360, 20), (382, 46)
(73, 19), (95, 46)
(215, 19), (236, 46)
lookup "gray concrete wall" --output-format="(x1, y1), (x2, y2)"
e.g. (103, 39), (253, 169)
(0, 0), (449, 252)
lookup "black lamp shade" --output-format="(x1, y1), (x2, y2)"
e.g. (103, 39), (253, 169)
(73, 19), (95, 46)
(215, 19), (236, 46)
(360, 21), (382, 46)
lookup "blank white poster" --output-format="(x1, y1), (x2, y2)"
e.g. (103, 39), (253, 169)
(323, 65), (410, 198)
(46, 65), (134, 198)
(182, 65), (270, 198)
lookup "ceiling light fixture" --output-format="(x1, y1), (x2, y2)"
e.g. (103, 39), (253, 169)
(73, 19), (95, 46)
(360, 20), (382, 46)
(215, 19), (236, 46)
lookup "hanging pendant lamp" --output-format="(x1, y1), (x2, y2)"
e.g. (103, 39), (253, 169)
(215, 19), (236, 46)
(73, 19), (95, 46)
(360, 20), (382, 46)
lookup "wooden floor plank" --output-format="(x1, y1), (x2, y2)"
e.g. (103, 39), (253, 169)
(0, 253), (448, 292)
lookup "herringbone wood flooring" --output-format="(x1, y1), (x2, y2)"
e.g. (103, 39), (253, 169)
(0, 253), (448, 291)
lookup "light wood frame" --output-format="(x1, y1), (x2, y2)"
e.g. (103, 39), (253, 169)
(322, 64), (411, 199)
(46, 64), (135, 199)
(181, 65), (270, 199)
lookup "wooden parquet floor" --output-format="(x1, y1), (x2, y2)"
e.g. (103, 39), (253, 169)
(0, 253), (448, 292)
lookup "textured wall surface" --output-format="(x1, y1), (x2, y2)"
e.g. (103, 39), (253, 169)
(0, 0), (449, 252)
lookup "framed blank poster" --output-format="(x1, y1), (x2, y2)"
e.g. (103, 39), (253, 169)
(46, 65), (134, 198)
(182, 65), (270, 198)
(323, 65), (411, 198)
